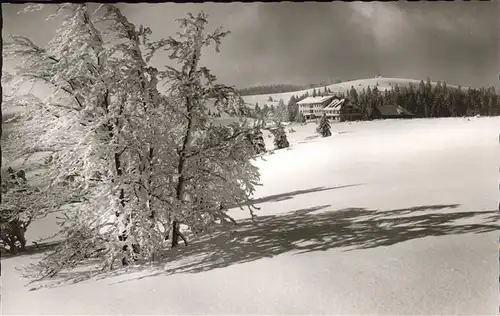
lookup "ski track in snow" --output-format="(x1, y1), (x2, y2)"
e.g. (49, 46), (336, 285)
(2, 116), (499, 315)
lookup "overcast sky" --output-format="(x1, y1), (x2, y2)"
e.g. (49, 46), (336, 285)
(3, 2), (500, 89)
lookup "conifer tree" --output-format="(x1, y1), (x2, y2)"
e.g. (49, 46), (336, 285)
(372, 86), (380, 104)
(406, 83), (417, 114)
(269, 104), (275, 113)
(365, 86), (381, 120)
(261, 104), (269, 116)
(295, 111), (306, 123)
(254, 102), (261, 118)
(246, 127), (266, 155)
(276, 98), (288, 122)
(479, 87), (490, 115)
(448, 89), (457, 117)
(316, 113), (332, 137)
(271, 122), (289, 149)
(287, 95), (299, 122)
(349, 86), (358, 107)
(487, 86), (498, 115)
(381, 88), (390, 105)
(418, 80), (425, 94)
(393, 84), (404, 106)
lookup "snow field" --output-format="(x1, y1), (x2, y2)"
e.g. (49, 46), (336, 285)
(2, 116), (499, 315)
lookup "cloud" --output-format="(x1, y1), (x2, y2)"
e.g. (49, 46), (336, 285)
(3, 2), (499, 89)
(349, 2), (410, 50)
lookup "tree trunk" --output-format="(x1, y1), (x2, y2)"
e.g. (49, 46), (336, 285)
(171, 220), (179, 247)
(171, 220), (188, 248)
(172, 97), (195, 247)
(172, 33), (203, 247)
(8, 242), (18, 255)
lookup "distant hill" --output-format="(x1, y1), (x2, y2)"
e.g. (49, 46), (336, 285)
(241, 77), (466, 106)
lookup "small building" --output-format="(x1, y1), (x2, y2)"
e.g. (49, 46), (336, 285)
(377, 105), (414, 119)
(297, 96), (336, 119)
(323, 98), (364, 122)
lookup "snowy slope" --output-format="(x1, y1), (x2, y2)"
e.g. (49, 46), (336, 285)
(2, 116), (499, 315)
(242, 76), (465, 106)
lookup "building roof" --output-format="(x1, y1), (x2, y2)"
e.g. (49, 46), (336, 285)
(324, 98), (346, 110)
(297, 96), (335, 105)
(378, 105), (414, 116)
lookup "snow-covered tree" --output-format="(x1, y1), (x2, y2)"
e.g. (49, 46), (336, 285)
(271, 122), (289, 149)
(4, 4), (260, 281)
(296, 111), (306, 123)
(275, 98), (288, 122)
(156, 11), (260, 247)
(254, 102), (261, 118)
(287, 95), (299, 122)
(316, 113), (332, 137)
(4, 3), (178, 275)
(0, 167), (41, 254)
(262, 104), (270, 116)
(246, 127), (266, 155)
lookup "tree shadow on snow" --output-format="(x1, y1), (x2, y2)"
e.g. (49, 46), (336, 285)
(297, 135), (320, 144)
(26, 261), (105, 291)
(111, 203), (499, 284)
(1, 240), (63, 261)
(250, 184), (362, 205)
(25, 186), (362, 289)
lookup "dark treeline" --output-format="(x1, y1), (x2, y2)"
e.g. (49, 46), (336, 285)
(238, 83), (323, 96)
(348, 78), (499, 118)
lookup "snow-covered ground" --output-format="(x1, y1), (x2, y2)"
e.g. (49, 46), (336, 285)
(2, 116), (499, 315)
(241, 77), (464, 106)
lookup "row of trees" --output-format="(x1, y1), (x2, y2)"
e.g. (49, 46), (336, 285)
(237, 82), (332, 96)
(2, 4), (270, 280)
(311, 86), (333, 98)
(253, 99), (289, 122)
(238, 84), (309, 96)
(251, 92), (309, 124)
(344, 79), (500, 119)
